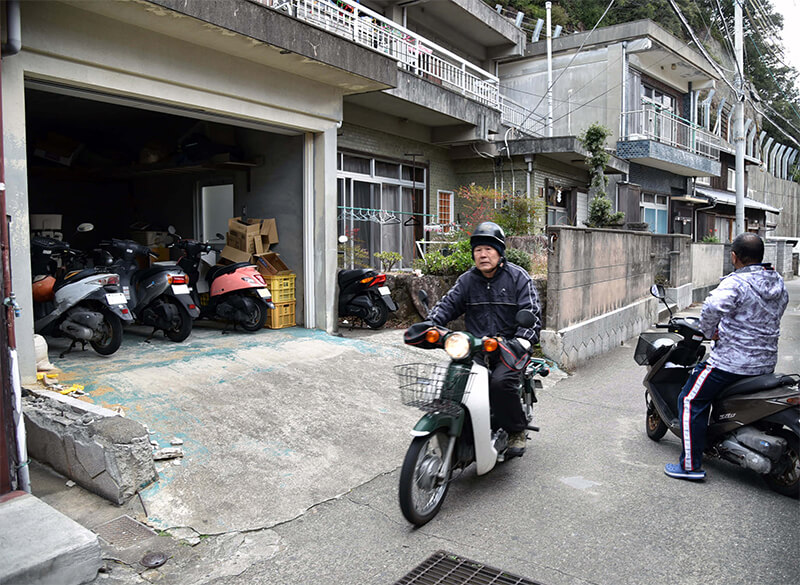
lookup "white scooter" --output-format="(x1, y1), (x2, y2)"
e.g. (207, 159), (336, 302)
(31, 224), (133, 357)
(396, 293), (549, 526)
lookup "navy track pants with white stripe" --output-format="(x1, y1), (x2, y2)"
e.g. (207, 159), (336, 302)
(678, 362), (748, 471)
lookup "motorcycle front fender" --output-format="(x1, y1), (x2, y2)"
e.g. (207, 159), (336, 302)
(411, 410), (464, 437)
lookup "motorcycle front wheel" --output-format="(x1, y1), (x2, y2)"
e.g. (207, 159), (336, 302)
(645, 391), (668, 441)
(165, 300), (193, 342)
(240, 297), (268, 332)
(90, 310), (123, 356)
(763, 429), (800, 499)
(399, 431), (451, 526)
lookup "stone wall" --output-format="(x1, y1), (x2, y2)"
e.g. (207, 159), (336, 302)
(24, 390), (157, 505)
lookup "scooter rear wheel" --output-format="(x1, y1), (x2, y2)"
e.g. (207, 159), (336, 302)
(240, 298), (268, 332)
(399, 432), (451, 526)
(763, 429), (800, 499)
(363, 301), (388, 329)
(90, 310), (123, 356)
(645, 391), (668, 441)
(165, 301), (193, 342)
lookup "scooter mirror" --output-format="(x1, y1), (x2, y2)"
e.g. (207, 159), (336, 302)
(338, 235), (349, 244)
(515, 309), (536, 328)
(650, 283), (666, 299)
(77, 223), (94, 233)
(167, 225), (177, 235)
(418, 289), (429, 309)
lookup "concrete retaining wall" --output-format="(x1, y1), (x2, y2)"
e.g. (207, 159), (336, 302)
(542, 226), (658, 370)
(24, 390), (157, 505)
(691, 243), (724, 301)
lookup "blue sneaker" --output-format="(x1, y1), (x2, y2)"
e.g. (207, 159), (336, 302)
(664, 463), (706, 481)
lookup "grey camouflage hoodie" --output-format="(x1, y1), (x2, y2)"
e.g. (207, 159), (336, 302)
(700, 263), (789, 375)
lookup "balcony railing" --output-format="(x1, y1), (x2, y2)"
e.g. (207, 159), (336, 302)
(499, 95), (546, 137)
(261, 0), (500, 108)
(620, 102), (720, 160)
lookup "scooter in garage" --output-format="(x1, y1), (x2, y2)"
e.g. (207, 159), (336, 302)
(637, 284), (800, 497)
(31, 226), (133, 357)
(98, 238), (199, 342)
(337, 235), (397, 329)
(171, 229), (275, 331)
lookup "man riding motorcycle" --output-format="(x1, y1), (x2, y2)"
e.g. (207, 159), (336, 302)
(425, 222), (542, 456)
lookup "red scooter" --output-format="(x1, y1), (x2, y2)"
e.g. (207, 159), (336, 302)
(170, 230), (275, 331)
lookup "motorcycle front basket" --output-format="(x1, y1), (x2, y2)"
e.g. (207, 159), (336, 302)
(395, 362), (472, 416)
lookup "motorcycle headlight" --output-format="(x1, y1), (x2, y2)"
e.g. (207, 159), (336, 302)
(444, 332), (471, 360)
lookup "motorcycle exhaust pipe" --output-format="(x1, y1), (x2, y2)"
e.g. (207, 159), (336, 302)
(718, 439), (772, 474)
(59, 319), (94, 341)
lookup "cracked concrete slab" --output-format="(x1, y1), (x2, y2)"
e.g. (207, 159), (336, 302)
(47, 326), (426, 534)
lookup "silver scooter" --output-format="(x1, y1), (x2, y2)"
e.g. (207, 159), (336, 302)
(31, 224), (133, 357)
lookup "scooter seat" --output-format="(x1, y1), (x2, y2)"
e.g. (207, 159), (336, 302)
(717, 373), (797, 400)
(206, 262), (251, 284)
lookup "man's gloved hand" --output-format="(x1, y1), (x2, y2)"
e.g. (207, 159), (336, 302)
(508, 337), (532, 357)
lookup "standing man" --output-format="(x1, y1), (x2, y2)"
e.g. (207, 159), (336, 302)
(426, 222), (542, 456)
(665, 233), (789, 481)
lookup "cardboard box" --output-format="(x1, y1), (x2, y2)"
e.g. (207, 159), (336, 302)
(33, 133), (84, 167)
(227, 217), (278, 254)
(220, 245), (252, 264)
(131, 230), (169, 247)
(30, 214), (63, 230)
(254, 252), (291, 276)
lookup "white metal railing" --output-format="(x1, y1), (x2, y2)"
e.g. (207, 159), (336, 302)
(620, 101), (721, 160)
(499, 95), (546, 137)
(260, 0), (501, 108)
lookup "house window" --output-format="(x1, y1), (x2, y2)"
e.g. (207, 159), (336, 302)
(727, 168), (736, 191)
(641, 193), (669, 234)
(437, 190), (453, 232)
(696, 176), (711, 186)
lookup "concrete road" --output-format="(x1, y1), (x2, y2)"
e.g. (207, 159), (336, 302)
(32, 279), (800, 585)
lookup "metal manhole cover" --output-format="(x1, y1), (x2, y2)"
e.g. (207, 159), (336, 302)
(94, 515), (157, 548)
(394, 550), (544, 585)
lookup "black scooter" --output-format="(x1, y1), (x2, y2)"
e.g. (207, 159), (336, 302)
(636, 284), (800, 497)
(337, 236), (397, 329)
(99, 239), (199, 342)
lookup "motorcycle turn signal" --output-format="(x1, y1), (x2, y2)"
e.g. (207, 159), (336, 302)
(482, 337), (498, 352)
(425, 329), (441, 344)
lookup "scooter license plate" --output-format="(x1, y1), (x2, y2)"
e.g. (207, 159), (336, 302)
(256, 288), (271, 298)
(172, 284), (191, 296)
(105, 293), (127, 306)
(378, 286), (391, 296)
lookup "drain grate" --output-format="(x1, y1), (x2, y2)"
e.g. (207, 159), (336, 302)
(94, 515), (157, 548)
(394, 550), (544, 585)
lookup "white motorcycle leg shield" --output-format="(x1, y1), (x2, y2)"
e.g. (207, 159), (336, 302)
(463, 361), (498, 475)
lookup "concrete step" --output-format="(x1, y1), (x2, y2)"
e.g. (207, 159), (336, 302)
(0, 491), (101, 585)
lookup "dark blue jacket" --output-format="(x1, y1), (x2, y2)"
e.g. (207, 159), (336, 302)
(427, 260), (542, 344)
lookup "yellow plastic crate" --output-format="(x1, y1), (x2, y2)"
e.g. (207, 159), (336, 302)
(266, 301), (296, 329)
(263, 273), (296, 303)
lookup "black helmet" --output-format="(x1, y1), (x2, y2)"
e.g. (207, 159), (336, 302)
(470, 221), (505, 256)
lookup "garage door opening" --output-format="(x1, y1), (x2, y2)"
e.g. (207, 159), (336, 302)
(23, 87), (307, 325)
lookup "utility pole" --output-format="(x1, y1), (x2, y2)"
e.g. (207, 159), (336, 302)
(734, 0), (746, 235)
(546, 1), (553, 137)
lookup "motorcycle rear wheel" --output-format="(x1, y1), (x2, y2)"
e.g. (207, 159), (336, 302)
(165, 300), (193, 342)
(90, 310), (123, 356)
(399, 432), (451, 526)
(645, 392), (668, 441)
(240, 298), (268, 332)
(363, 301), (388, 329)
(763, 429), (800, 499)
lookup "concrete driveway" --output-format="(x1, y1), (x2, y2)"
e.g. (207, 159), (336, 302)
(44, 322), (428, 534)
